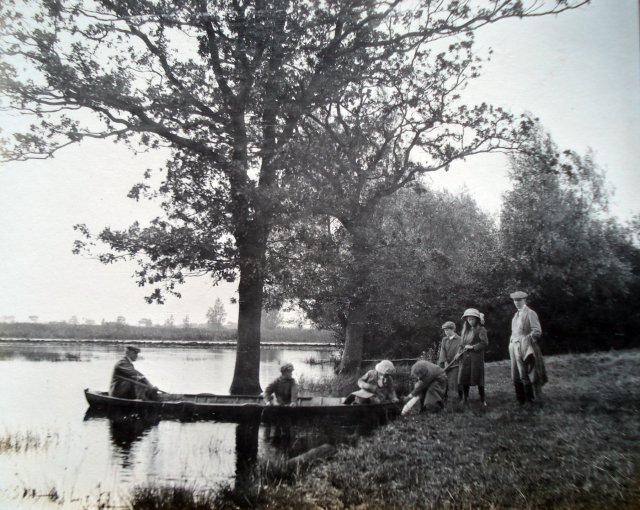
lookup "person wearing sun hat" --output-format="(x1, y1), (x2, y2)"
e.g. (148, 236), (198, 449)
(437, 321), (463, 402)
(350, 359), (399, 405)
(458, 308), (489, 406)
(264, 362), (299, 406)
(509, 291), (547, 405)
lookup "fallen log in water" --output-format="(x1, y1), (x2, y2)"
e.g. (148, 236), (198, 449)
(286, 443), (336, 470)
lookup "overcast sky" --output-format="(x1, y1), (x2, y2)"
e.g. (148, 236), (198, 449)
(0, 0), (638, 326)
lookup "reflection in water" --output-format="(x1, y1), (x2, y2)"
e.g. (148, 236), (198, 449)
(106, 413), (160, 469)
(83, 409), (391, 501)
(234, 421), (260, 500)
(263, 418), (293, 453)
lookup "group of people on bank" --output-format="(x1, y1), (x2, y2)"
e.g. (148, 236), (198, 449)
(343, 290), (547, 413)
(348, 306), (489, 414)
(108, 291), (547, 413)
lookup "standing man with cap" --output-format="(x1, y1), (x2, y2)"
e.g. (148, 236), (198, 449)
(110, 345), (158, 400)
(263, 362), (299, 406)
(437, 321), (463, 402)
(509, 291), (548, 405)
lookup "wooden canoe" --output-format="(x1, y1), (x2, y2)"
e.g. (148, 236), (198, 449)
(84, 388), (400, 422)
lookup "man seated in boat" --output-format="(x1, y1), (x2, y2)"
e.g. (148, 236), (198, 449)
(346, 360), (399, 405)
(263, 362), (299, 406)
(109, 345), (158, 400)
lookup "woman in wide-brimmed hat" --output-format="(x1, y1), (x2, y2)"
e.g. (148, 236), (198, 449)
(458, 308), (489, 406)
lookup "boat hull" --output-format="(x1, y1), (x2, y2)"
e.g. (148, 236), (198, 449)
(84, 389), (400, 422)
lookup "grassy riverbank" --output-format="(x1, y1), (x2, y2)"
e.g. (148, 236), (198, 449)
(256, 349), (640, 509)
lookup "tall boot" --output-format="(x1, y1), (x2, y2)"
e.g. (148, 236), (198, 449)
(533, 382), (544, 401)
(514, 382), (526, 405)
(524, 383), (535, 403)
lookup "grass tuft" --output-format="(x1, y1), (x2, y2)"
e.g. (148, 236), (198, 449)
(130, 486), (219, 510)
(0, 430), (59, 453)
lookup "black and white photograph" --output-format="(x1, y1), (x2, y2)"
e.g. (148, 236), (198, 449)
(0, 1), (638, 508)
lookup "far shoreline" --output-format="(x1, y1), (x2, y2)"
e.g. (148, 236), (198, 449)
(0, 337), (336, 349)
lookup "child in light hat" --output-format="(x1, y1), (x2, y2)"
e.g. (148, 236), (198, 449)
(348, 359), (399, 404)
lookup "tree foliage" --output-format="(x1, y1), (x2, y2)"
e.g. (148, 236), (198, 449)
(269, 185), (502, 359)
(261, 308), (283, 330)
(499, 128), (640, 352)
(267, 50), (534, 370)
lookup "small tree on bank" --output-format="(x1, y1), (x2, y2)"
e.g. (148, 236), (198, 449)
(206, 298), (227, 330)
(164, 315), (175, 328)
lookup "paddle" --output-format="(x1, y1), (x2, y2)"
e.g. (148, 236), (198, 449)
(443, 347), (470, 373)
(113, 375), (167, 394)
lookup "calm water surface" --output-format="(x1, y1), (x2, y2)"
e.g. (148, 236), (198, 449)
(0, 341), (375, 509)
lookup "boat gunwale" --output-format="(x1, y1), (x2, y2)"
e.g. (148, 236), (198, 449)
(84, 388), (398, 413)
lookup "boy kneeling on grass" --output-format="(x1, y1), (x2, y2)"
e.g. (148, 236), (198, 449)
(402, 360), (448, 415)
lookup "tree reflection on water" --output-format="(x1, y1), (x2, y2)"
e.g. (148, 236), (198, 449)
(83, 409), (390, 498)
(105, 412), (161, 469)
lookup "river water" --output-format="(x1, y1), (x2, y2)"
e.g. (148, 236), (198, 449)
(0, 340), (377, 509)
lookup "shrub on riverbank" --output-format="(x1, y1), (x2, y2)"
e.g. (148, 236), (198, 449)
(260, 349), (640, 509)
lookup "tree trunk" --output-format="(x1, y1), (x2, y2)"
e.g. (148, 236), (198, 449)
(339, 302), (367, 373)
(338, 225), (371, 374)
(229, 235), (266, 395)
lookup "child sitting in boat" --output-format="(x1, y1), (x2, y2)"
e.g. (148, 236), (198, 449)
(347, 360), (399, 405)
(263, 362), (299, 406)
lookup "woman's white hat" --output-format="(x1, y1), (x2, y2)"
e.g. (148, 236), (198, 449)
(375, 359), (395, 375)
(461, 308), (482, 320)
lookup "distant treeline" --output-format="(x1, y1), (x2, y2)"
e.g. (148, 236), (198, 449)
(0, 322), (335, 344)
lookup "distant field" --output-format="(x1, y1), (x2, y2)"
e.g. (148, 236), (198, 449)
(0, 322), (335, 344)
